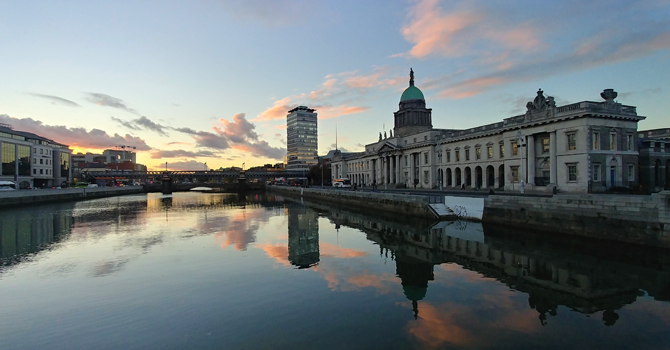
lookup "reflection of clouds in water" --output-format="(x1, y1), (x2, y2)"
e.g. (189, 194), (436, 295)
(320, 243), (368, 258)
(208, 210), (274, 251)
(404, 264), (542, 349)
(91, 256), (133, 277)
(258, 243), (290, 266)
(313, 263), (398, 295)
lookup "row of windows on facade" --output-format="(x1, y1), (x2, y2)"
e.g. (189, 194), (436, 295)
(347, 132), (634, 172)
(351, 162), (636, 186)
(0, 132), (69, 149)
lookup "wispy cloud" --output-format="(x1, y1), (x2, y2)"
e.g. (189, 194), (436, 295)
(396, 0), (670, 98)
(27, 93), (80, 107)
(112, 116), (169, 136)
(86, 92), (139, 115)
(0, 114), (152, 151)
(172, 113), (285, 160)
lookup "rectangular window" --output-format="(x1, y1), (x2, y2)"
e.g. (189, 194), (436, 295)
(405, 156), (408, 166)
(511, 141), (518, 156)
(487, 146), (493, 159)
(593, 163), (601, 182)
(475, 147), (481, 160)
(40, 169), (43, 174)
(567, 133), (576, 150)
(610, 133), (617, 150)
(500, 144), (505, 158)
(593, 132), (600, 150)
(542, 138), (550, 153)
(567, 164), (577, 182)
(40, 149), (43, 154)
(40, 159), (43, 164)
(424, 152), (428, 164)
(628, 165), (635, 181)
(465, 149), (470, 161)
(511, 166), (519, 182)
(33, 158), (36, 164)
(455, 150), (460, 162)
(446, 151), (451, 163)
(627, 135), (633, 151)
(437, 152), (442, 164)
(33, 169), (36, 175)
(33, 148), (36, 153)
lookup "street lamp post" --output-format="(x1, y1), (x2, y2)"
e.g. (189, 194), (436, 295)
(516, 130), (526, 194)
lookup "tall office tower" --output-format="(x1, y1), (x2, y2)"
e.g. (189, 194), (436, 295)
(286, 106), (318, 172)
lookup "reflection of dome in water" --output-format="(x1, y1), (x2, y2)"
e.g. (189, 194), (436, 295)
(403, 285), (427, 301)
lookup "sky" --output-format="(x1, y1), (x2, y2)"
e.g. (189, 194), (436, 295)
(1, 0), (669, 170)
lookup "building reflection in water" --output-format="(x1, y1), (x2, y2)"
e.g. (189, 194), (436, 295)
(0, 207), (73, 270)
(287, 206), (320, 269)
(316, 200), (670, 327)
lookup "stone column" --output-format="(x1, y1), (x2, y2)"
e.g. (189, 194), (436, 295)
(387, 156), (391, 184)
(550, 131), (557, 184)
(397, 154), (401, 184)
(409, 153), (414, 186)
(527, 134), (535, 185)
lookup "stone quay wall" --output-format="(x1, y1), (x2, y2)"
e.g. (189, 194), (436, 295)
(267, 186), (435, 219)
(0, 187), (144, 208)
(484, 192), (670, 248)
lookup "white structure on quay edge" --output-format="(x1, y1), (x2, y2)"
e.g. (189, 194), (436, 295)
(331, 70), (646, 193)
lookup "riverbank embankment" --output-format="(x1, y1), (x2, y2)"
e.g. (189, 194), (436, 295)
(485, 192), (670, 248)
(0, 187), (144, 208)
(267, 186), (439, 219)
(269, 186), (670, 248)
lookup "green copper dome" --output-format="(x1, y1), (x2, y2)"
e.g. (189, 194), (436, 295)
(400, 85), (425, 102)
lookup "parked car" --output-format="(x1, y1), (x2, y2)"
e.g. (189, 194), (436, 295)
(0, 181), (17, 191)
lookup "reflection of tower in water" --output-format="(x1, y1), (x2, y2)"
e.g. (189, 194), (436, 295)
(395, 253), (434, 320)
(287, 206), (319, 269)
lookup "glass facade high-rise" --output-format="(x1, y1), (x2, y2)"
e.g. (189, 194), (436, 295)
(286, 106), (318, 172)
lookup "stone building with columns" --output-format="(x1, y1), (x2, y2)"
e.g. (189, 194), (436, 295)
(330, 70), (647, 193)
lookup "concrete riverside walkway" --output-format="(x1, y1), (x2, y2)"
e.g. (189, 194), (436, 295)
(0, 186), (144, 208)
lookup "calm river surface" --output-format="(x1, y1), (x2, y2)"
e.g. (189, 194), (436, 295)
(1, 192), (669, 349)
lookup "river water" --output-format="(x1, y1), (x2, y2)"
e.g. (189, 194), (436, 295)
(0, 192), (669, 349)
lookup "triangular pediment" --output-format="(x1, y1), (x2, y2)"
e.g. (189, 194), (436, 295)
(377, 142), (398, 153)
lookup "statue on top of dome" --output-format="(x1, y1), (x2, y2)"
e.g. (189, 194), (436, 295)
(409, 68), (415, 86)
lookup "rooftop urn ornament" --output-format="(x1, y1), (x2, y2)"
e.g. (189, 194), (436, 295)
(601, 89), (618, 103)
(389, 129), (393, 138)
(384, 131), (387, 139)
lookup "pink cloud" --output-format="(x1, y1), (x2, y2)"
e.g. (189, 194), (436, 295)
(0, 114), (152, 151)
(397, 0), (542, 59)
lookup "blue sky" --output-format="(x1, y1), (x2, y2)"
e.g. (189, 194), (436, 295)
(1, 0), (669, 170)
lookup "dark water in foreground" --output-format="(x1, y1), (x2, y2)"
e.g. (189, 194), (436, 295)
(0, 193), (669, 349)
